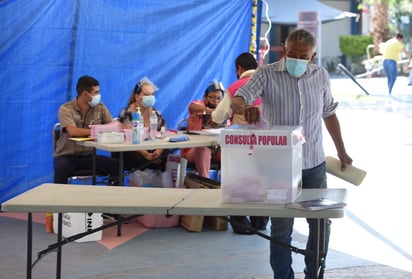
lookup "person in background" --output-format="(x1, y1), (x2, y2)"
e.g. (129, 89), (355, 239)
(212, 52), (262, 125)
(382, 33), (405, 94)
(232, 29), (352, 279)
(115, 78), (170, 172)
(212, 52), (269, 234)
(181, 81), (224, 178)
(54, 75), (119, 184)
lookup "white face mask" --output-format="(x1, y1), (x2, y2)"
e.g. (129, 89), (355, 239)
(87, 93), (101, 107)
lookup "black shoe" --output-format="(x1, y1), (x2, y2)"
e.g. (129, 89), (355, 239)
(229, 216), (254, 235)
(250, 216), (269, 230)
(109, 179), (119, 186)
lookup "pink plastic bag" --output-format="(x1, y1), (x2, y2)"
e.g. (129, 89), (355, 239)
(90, 122), (122, 140)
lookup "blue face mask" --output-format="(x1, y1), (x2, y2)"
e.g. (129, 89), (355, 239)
(285, 57), (309, 78)
(87, 93), (101, 107)
(142, 95), (156, 108)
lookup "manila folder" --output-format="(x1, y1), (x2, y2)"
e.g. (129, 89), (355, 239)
(325, 156), (367, 186)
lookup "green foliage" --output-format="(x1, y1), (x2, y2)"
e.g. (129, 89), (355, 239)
(339, 35), (373, 62)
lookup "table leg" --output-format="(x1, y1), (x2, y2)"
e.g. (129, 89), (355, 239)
(117, 152), (124, 236)
(319, 218), (326, 278)
(56, 213), (62, 279)
(26, 213), (32, 279)
(118, 152), (124, 186)
(312, 218), (326, 279)
(313, 218), (320, 278)
(92, 147), (96, 185)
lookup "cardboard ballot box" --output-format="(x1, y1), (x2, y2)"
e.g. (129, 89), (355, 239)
(220, 126), (304, 204)
(53, 212), (103, 242)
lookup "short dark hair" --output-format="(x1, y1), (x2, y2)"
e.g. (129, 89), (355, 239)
(235, 52), (257, 71)
(76, 75), (99, 96)
(396, 33), (404, 40)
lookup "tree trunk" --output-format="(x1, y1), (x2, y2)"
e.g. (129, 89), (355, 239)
(372, 2), (389, 55)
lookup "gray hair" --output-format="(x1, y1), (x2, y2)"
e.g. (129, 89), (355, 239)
(285, 29), (317, 52)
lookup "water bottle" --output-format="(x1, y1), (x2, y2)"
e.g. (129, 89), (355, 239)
(149, 110), (158, 140)
(132, 111), (140, 144)
(137, 107), (144, 141)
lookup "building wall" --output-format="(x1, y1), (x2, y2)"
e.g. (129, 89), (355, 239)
(260, 0), (355, 64)
(320, 0), (354, 59)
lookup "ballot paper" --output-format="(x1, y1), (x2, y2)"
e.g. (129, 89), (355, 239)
(325, 156), (367, 186)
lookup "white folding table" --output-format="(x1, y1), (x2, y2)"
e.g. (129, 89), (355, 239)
(1, 183), (347, 279)
(77, 133), (220, 185)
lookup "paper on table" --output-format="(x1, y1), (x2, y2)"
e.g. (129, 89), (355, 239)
(188, 128), (223, 136)
(285, 198), (346, 211)
(202, 128), (224, 135)
(325, 156), (367, 186)
(69, 137), (93, 142)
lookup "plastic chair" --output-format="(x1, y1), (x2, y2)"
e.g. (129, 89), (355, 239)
(53, 122), (109, 184)
(177, 118), (188, 131)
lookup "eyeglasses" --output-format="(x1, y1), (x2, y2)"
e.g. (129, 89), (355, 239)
(207, 96), (222, 101)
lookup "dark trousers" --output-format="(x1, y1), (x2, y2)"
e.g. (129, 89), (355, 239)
(112, 149), (172, 172)
(270, 162), (330, 279)
(54, 154), (119, 184)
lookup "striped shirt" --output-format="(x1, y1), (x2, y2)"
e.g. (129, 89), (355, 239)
(235, 58), (338, 169)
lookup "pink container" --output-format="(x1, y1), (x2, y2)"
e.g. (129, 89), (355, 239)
(137, 215), (180, 228)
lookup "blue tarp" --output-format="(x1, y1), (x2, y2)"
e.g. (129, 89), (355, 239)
(0, 0), (253, 203)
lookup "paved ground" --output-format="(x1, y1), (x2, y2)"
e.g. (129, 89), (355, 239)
(320, 76), (412, 274)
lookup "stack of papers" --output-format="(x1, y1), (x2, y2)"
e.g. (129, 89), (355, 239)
(285, 198), (346, 211)
(186, 128), (223, 136)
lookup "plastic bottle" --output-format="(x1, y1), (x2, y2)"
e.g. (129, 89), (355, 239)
(137, 107), (144, 141)
(149, 110), (158, 140)
(132, 110), (140, 144)
(160, 126), (166, 139)
(45, 212), (53, 233)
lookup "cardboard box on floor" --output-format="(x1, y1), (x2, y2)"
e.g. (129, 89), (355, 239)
(180, 173), (227, 232)
(53, 212), (102, 242)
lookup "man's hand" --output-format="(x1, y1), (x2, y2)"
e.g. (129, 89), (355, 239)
(244, 106), (260, 124)
(232, 96), (259, 124)
(338, 153), (353, 171)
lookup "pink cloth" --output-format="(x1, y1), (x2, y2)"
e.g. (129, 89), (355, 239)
(186, 99), (205, 131)
(181, 100), (210, 177)
(182, 147), (220, 178)
(227, 77), (261, 106)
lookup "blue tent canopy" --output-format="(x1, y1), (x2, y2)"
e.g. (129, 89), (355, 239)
(0, 0), (254, 203)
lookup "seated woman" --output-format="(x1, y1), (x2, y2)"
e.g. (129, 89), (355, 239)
(180, 81), (224, 178)
(114, 77), (170, 172)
